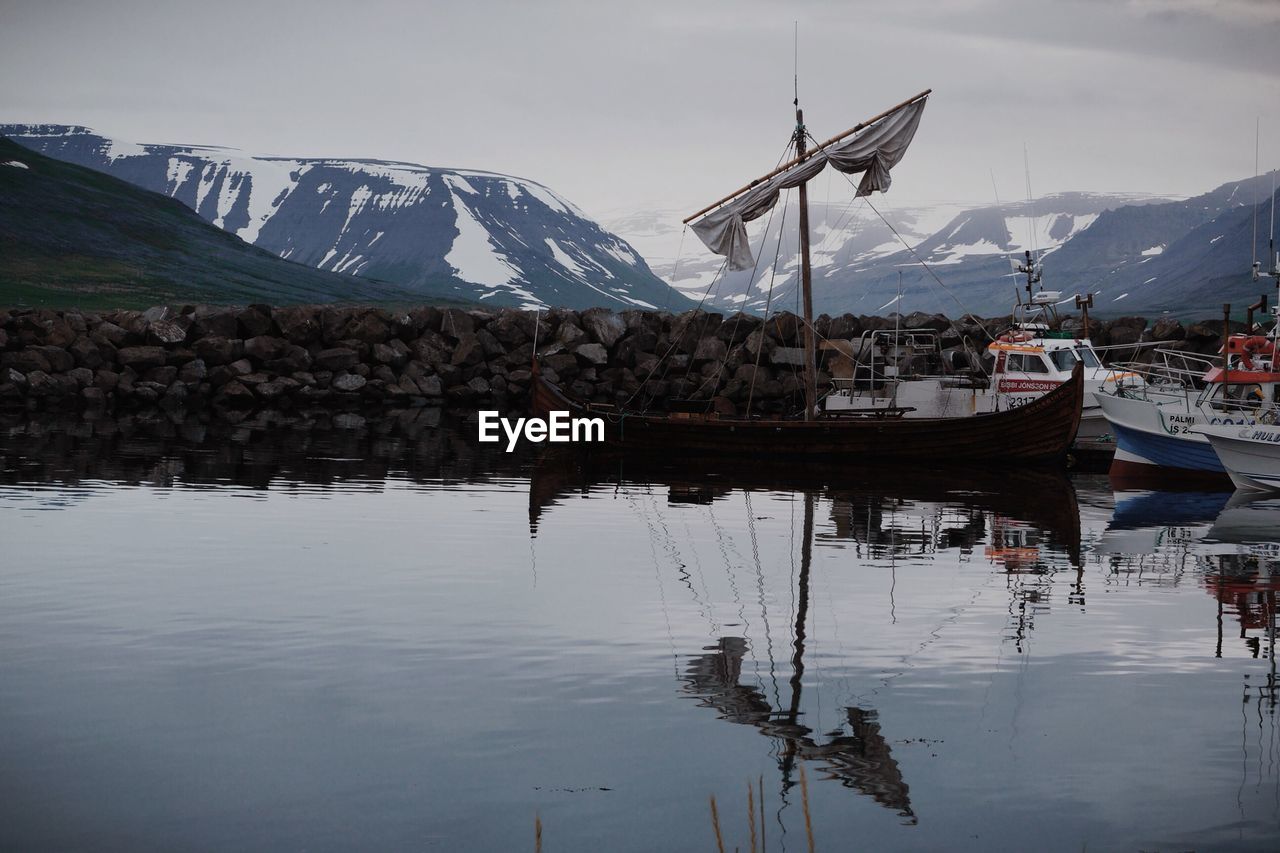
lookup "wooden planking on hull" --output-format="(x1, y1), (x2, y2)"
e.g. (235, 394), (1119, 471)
(530, 361), (1083, 463)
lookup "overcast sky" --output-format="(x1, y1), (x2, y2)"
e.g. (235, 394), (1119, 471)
(3, 0), (1279, 220)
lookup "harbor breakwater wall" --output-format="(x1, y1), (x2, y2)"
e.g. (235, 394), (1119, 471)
(0, 303), (1243, 420)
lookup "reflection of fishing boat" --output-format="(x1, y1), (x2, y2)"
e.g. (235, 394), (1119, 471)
(527, 450), (1085, 820)
(528, 450), (1081, 565)
(1095, 489), (1233, 558)
(1195, 420), (1280, 492)
(1207, 491), (1280, 544)
(530, 90), (1083, 463)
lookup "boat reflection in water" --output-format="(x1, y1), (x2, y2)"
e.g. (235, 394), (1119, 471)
(1095, 487), (1278, 722)
(530, 451), (1084, 823)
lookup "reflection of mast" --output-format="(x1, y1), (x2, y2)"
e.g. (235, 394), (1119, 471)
(781, 493), (815, 781)
(681, 490), (915, 822)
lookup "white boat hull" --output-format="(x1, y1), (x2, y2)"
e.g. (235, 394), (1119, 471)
(1196, 424), (1280, 492)
(1096, 390), (1244, 475)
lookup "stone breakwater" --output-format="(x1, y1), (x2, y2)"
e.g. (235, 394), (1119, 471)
(0, 303), (1238, 419)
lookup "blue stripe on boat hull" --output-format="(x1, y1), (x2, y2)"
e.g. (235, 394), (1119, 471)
(1112, 423), (1225, 473)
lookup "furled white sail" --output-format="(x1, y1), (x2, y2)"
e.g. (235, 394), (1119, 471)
(691, 98), (927, 271)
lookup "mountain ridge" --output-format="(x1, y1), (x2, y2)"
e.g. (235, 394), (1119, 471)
(0, 137), (441, 310)
(2, 124), (691, 313)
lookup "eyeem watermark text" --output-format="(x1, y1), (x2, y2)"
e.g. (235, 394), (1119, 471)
(478, 410), (604, 452)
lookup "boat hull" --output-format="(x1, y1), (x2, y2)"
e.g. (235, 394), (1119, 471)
(1196, 424), (1280, 492)
(531, 362), (1083, 463)
(1096, 390), (1239, 476)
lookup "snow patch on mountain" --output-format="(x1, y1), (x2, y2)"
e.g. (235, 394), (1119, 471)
(446, 187), (520, 289)
(2, 123), (685, 311)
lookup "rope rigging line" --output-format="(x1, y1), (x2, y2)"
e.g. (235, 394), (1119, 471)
(659, 225), (690, 313)
(628, 137), (799, 414)
(644, 202), (775, 411)
(802, 128), (997, 344)
(746, 188), (793, 412)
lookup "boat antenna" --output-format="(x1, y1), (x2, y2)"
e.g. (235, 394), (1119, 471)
(793, 21), (799, 107)
(1023, 142), (1039, 265)
(1253, 118), (1260, 274)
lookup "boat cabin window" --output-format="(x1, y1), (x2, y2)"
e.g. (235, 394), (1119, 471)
(1209, 382), (1268, 413)
(1007, 352), (1051, 374)
(1049, 350), (1079, 371)
(1074, 347), (1101, 368)
(1226, 383), (1266, 403)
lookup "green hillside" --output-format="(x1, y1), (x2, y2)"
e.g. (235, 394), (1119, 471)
(0, 137), (445, 310)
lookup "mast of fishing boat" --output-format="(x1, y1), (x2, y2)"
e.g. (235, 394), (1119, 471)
(794, 104), (818, 420)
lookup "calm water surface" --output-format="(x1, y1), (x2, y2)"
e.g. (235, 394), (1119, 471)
(2, 413), (1278, 851)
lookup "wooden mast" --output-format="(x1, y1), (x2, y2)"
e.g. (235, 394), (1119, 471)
(795, 106), (818, 420)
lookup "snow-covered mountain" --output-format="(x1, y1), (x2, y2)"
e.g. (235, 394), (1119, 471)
(608, 192), (1166, 316)
(609, 175), (1280, 318)
(2, 124), (690, 311)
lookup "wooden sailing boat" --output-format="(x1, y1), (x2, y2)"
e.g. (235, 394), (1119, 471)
(531, 90), (1084, 462)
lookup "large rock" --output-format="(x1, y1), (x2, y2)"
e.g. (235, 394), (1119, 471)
(91, 321), (128, 348)
(273, 306), (321, 343)
(314, 347), (360, 372)
(417, 375), (443, 397)
(716, 313), (761, 346)
(69, 337), (103, 369)
(116, 346), (167, 371)
(581, 308), (627, 348)
(574, 342), (609, 365)
(1, 349), (51, 374)
(904, 311), (950, 332)
(1150, 317), (1186, 342)
(344, 311), (392, 344)
(692, 337), (727, 364)
(764, 312), (800, 345)
(440, 308), (475, 340)
(769, 347), (806, 367)
(147, 319), (187, 345)
(332, 372), (367, 392)
(215, 380), (256, 408)
(193, 336), (239, 366)
(410, 332), (449, 365)
(488, 311), (531, 347)
(243, 335), (289, 363)
(190, 306), (239, 339)
(43, 317), (78, 348)
(1108, 324), (1143, 347)
(265, 345), (312, 374)
(451, 334), (486, 367)
(237, 306), (273, 338)
(555, 322), (588, 349)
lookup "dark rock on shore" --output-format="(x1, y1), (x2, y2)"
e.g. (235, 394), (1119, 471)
(1, 303), (1256, 419)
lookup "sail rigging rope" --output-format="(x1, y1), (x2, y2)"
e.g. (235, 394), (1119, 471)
(746, 189), (793, 412)
(803, 128), (997, 351)
(625, 138), (798, 415)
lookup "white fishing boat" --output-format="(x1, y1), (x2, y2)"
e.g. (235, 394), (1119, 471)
(823, 276), (1116, 447)
(1099, 212), (1280, 482)
(1100, 165), (1280, 483)
(1195, 418), (1280, 491)
(1095, 342), (1275, 481)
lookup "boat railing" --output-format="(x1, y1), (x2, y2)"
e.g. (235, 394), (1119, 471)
(1090, 339), (1162, 365)
(1103, 348), (1217, 401)
(1105, 347), (1274, 418)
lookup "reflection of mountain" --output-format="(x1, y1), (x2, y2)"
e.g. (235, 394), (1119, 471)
(683, 637), (914, 820)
